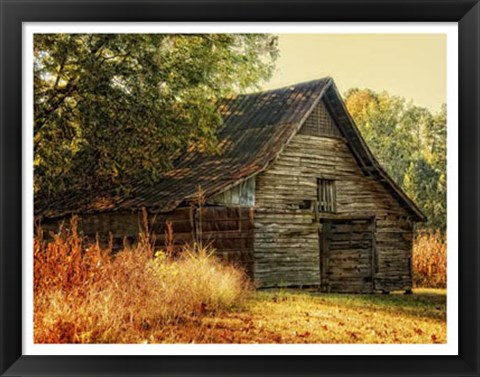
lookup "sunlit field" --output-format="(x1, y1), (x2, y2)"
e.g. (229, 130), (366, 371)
(182, 289), (446, 344)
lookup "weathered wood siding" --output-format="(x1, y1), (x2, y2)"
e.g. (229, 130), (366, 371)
(209, 177), (255, 207)
(195, 207), (255, 277)
(254, 100), (413, 291)
(41, 206), (255, 277)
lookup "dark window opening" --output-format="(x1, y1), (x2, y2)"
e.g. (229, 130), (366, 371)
(317, 179), (336, 212)
(299, 199), (313, 210)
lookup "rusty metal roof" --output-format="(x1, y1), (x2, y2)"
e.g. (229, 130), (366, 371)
(36, 77), (425, 221)
(116, 78), (332, 213)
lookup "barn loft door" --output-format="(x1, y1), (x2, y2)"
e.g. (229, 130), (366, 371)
(320, 218), (374, 293)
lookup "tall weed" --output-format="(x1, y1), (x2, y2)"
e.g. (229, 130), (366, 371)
(34, 218), (250, 343)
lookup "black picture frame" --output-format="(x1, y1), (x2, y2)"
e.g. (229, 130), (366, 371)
(1, 1), (479, 376)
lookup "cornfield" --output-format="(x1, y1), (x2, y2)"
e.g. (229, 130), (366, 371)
(412, 231), (447, 288)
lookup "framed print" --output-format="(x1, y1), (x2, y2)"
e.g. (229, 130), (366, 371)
(1, 0), (479, 376)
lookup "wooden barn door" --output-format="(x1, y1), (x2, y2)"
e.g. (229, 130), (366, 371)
(320, 218), (374, 293)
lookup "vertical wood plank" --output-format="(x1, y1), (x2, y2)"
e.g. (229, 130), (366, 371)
(332, 181), (337, 212)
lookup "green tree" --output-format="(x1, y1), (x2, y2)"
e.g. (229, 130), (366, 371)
(405, 104), (447, 231)
(34, 34), (278, 201)
(345, 89), (446, 231)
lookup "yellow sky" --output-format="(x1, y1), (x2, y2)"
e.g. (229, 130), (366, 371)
(262, 34), (446, 112)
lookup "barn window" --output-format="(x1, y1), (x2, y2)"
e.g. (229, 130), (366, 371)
(209, 177), (255, 207)
(317, 179), (336, 212)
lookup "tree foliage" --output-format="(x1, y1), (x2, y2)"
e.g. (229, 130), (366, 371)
(345, 89), (447, 231)
(34, 34), (278, 200)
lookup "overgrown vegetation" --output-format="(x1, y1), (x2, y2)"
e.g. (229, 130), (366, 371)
(413, 231), (447, 288)
(34, 219), (250, 343)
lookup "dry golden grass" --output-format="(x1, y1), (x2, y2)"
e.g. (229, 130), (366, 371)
(412, 231), (446, 288)
(34, 219), (251, 344)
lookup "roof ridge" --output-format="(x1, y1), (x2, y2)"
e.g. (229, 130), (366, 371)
(226, 77), (333, 99)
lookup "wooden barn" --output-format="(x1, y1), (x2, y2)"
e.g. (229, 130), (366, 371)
(36, 77), (426, 293)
